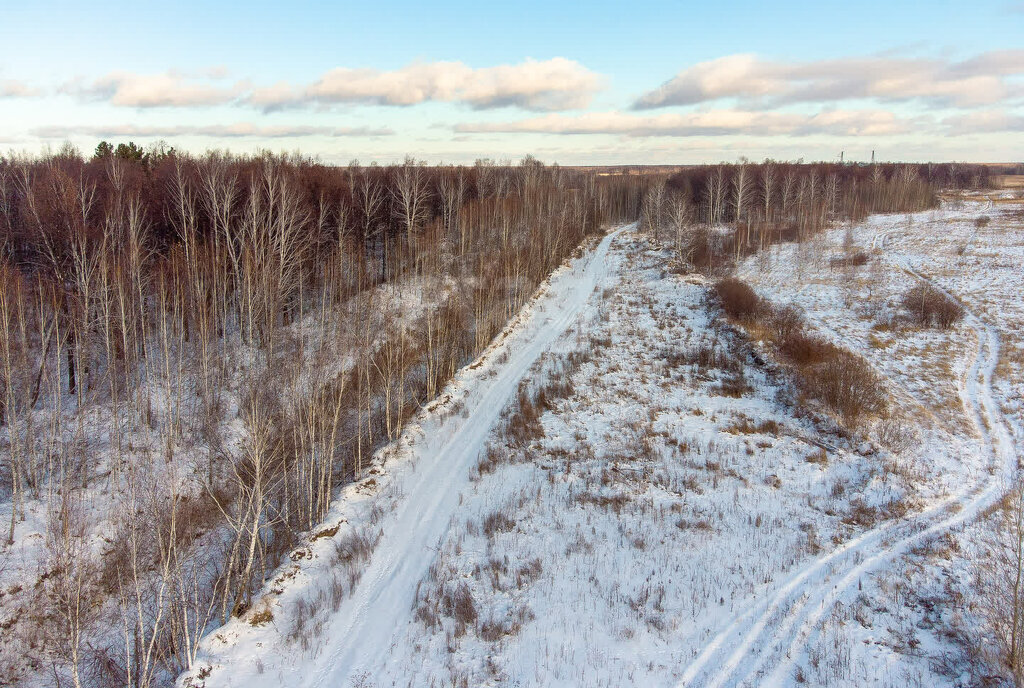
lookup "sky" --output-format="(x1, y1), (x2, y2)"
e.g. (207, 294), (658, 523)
(2, 0), (1023, 165)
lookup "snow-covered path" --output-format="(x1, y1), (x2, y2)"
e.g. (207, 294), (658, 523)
(678, 246), (1017, 687)
(296, 225), (632, 687)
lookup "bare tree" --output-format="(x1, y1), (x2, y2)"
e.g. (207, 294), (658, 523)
(392, 156), (432, 272)
(760, 163), (776, 223)
(356, 170), (387, 280)
(668, 193), (692, 261)
(641, 179), (666, 241)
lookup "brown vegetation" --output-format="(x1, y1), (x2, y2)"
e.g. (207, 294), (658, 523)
(713, 278), (763, 320)
(902, 283), (965, 329)
(712, 277), (886, 426)
(638, 161), (987, 272)
(0, 147), (642, 687)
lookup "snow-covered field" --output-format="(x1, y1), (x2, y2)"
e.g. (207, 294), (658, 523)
(732, 194), (1024, 686)
(182, 195), (1023, 688)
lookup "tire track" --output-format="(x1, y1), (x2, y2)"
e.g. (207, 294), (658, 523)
(302, 225), (632, 688)
(678, 246), (1015, 688)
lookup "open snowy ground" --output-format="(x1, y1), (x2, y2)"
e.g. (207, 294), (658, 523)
(183, 196), (1022, 688)
(374, 233), (962, 688)
(733, 193), (1024, 686)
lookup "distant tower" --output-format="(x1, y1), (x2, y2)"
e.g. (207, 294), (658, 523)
(871, 150), (875, 164)
(840, 151), (844, 163)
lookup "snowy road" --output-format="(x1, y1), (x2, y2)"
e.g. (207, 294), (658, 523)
(678, 247), (1017, 687)
(298, 224), (632, 687)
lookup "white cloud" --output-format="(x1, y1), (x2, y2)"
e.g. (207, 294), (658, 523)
(63, 71), (244, 107)
(950, 50), (1024, 76)
(62, 59), (601, 112)
(634, 51), (1024, 109)
(252, 58), (602, 111)
(942, 109), (1024, 133)
(455, 109), (915, 138)
(1, 79), (41, 98)
(30, 123), (393, 138)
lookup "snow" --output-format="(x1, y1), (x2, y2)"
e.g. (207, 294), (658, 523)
(723, 197), (1024, 686)
(181, 225), (632, 687)
(183, 196), (1024, 688)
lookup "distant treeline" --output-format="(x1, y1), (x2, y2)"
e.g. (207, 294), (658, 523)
(637, 160), (988, 269)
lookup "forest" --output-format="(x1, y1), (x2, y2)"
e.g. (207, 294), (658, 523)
(0, 147), (990, 687)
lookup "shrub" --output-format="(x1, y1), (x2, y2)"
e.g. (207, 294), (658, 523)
(902, 283), (964, 329)
(717, 371), (750, 398)
(682, 227), (733, 270)
(777, 329), (841, 366)
(769, 305), (807, 343)
(713, 278), (763, 320)
(829, 251), (869, 268)
(712, 284), (885, 428)
(798, 350), (886, 425)
(447, 583), (477, 626)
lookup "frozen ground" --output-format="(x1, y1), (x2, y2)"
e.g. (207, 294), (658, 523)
(729, 194), (1024, 686)
(179, 226), (631, 687)
(182, 196), (1023, 688)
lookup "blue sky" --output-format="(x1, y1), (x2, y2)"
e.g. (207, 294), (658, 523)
(2, 0), (1023, 163)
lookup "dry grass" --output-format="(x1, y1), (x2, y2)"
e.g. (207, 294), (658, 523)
(248, 604), (273, 627)
(992, 174), (1024, 189)
(725, 417), (781, 435)
(805, 448), (828, 465)
(482, 510), (516, 538)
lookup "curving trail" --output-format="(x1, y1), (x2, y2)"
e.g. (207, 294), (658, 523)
(298, 224), (632, 688)
(678, 243), (1016, 687)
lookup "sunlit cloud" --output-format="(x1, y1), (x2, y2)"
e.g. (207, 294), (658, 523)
(455, 109), (917, 137)
(30, 123), (393, 138)
(62, 71), (245, 107)
(634, 51), (1024, 109)
(1, 79), (42, 98)
(59, 59), (602, 113)
(250, 58), (602, 111)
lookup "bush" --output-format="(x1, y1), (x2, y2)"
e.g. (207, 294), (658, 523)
(448, 583), (477, 626)
(717, 371), (750, 398)
(713, 278), (763, 320)
(829, 251), (870, 268)
(902, 283), (964, 329)
(682, 227), (733, 270)
(798, 350), (886, 425)
(777, 329), (841, 366)
(712, 284), (886, 428)
(769, 305), (807, 343)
